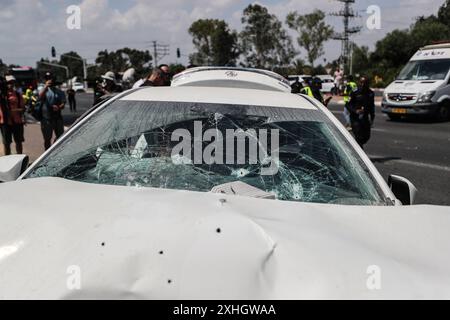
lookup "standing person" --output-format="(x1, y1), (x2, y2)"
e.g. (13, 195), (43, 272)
(93, 72), (122, 105)
(158, 64), (172, 86)
(23, 85), (34, 111)
(343, 75), (358, 130)
(140, 69), (165, 87)
(290, 77), (303, 94)
(302, 77), (332, 106)
(39, 72), (66, 150)
(311, 77), (325, 103)
(334, 67), (344, 95)
(300, 78), (314, 97)
(132, 75), (146, 89)
(100, 71), (121, 94)
(133, 68), (165, 88)
(346, 76), (375, 149)
(67, 86), (76, 112)
(0, 75), (25, 155)
(93, 79), (103, 105)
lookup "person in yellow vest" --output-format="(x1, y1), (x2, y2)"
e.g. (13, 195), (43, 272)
(23, 85), (34, 110)
(343, 75), (358, 130)
(300, 78), (314, 98)
(301, 77), (332, 107)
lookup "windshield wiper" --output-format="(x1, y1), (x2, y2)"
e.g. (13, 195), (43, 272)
(211, 181), (275, 200)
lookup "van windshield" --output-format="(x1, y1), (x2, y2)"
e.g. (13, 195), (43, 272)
(397, 59), (450, 80)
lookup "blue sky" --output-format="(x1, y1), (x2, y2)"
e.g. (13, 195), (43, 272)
(0, 0), (445, 67)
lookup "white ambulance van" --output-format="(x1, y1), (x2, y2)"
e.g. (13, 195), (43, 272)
(382, 43), (450, 121)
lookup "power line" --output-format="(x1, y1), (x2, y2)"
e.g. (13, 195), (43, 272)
(151, 41), (170, 67)
(330, 0), (362, 72)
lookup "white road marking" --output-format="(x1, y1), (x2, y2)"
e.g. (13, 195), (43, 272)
(334, 100), (381, 107)
(370, 155), (450, 172)
(371, 128), (388, 132)
(395, 159), (450, 172)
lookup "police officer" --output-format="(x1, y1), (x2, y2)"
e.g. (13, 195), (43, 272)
(303, 77), (332, 106)
(343, 75), (358, 130)
(300, 78), (314, 97)
(346, 76), (375, 149)
(311, 77), (325, 103)
(290, 76), (303, 94)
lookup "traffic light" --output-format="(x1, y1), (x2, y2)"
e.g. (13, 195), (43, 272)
(177, 48), (181, 59)
(51, 46), (56, 58)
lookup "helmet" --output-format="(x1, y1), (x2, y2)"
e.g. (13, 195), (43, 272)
(312, 77), (322, 89)
(101, 71), (115, 81)
(44, 72), (54, 81)
(5, 75), (16, 83)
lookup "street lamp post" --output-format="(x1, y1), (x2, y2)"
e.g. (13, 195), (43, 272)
(37, 61), (69, 80)
(60, 54), (88, 90)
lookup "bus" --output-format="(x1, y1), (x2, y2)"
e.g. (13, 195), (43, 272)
(10, 66), (38, 90)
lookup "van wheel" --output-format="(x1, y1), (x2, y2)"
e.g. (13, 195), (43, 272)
(436, 104), (450, 122)
(388, 114), (401, 121)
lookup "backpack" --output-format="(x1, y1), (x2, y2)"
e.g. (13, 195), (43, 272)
(32, 98), (43, 121)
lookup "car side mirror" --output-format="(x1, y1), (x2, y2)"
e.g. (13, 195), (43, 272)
(0, 155), (29, 182)
(388, 174), (418, 205)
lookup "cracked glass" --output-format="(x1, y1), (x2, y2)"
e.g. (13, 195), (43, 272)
(25, 100), (387, 205)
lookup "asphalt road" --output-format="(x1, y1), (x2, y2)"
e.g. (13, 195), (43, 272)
(327, 101), (450, 206)
(66, 92), (450, 206)
(61, 91), (96, 126)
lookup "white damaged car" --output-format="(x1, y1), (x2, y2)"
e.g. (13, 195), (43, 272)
(0, 67), (450, 299)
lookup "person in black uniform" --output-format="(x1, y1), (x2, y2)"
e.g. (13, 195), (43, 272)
(310, 77), (332, 106)
(346, 76), (375, 149)
(290, 76), (303, 94)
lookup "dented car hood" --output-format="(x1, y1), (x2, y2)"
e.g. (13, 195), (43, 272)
(0, 177), (450, 299)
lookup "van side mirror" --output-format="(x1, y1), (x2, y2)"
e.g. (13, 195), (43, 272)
(0, 155), (29, 182)
(388, 174), (418, 205)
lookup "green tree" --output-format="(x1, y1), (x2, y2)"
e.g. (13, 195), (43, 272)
(189, 19), (239, 66)
(95, 48), (152, 79)
(0, 59), (7, 76)
(59, 51), (84, 79)
(239, 4), (295, 69)
(351, 44), (370, 75)
(169, 63), (186, 75)
(120, 47), (153, 76)
(292, 58), (306, 74)
(410, 17), (450, 48)
(286, 10), (333, 67)
(370, 29), (414, 72)
(438, 0), (450, 28)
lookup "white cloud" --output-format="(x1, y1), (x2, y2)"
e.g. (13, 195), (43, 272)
(0, 0), (446, 68)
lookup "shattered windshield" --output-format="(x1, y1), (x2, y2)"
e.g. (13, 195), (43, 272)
(25, 99), (386, 205)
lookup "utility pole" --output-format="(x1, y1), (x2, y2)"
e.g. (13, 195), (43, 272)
(330, 0), (361, 74)
(152, 41), (170, 67)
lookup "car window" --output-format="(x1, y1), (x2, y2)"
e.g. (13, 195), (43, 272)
(397, 59), (450, 80)
(25, 100), (387, 205)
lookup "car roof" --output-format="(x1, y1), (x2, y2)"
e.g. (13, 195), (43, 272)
(172, 67), (292, 93)
(421, 42), (450, 50)
(289, 74), (312, 78)
(120, 86), (317, 110)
